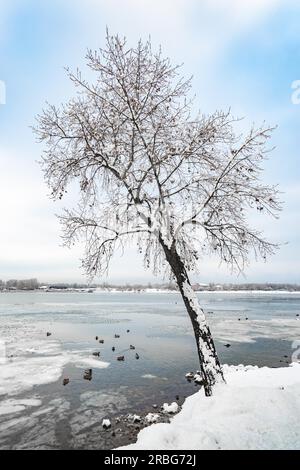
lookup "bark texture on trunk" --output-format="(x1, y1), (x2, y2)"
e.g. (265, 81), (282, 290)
(161, 239), (224, 396)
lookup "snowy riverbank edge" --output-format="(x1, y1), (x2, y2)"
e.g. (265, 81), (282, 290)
(119, 363), (300, 450)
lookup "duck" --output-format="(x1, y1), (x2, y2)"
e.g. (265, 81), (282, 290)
(83, 369), (92, 381)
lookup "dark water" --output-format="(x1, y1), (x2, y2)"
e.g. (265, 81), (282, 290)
(0, 291), (299, 449)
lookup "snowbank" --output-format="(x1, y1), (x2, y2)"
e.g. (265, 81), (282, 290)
(120, 363), (300, 450)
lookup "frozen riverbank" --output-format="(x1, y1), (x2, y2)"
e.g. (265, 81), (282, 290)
(120, 363), (300, 450)
(0, 291), (299, 449)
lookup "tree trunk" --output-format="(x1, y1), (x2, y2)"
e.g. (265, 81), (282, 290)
(160, 240), (224, 396)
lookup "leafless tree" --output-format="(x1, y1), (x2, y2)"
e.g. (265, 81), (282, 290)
(34, 33), (281, 396)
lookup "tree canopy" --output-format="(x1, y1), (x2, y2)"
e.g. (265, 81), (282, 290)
(35, 33), (281, 280)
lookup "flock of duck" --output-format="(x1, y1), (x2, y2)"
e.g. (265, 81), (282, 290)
(46, 310), (299, 388)
(92, 331), (140, 364)
(45, 329), (140, 386)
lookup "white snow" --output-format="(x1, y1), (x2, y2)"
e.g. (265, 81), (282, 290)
(162, 402), (179, 414)
(145, 413), (160, 424)
(182, 281), (206, 325)
(102, 419), (111, 429)
(193, 373), (202, 384)
(182, 280), (224, 382)
(212, 317), (300, 345)
(130, 414), (141, 423)
(185, 372), (194, 379)
(120, 363), (300, 450)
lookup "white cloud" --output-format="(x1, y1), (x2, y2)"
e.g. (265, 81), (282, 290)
(208, 0), (281, 23)
(74, 0), (282, 59)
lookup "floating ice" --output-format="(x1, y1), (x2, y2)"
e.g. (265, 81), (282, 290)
(142, 374), (157, 379)
(0, 398), (41, 416)
(0, 352), (67, 396)
(0, 340), (110, 396)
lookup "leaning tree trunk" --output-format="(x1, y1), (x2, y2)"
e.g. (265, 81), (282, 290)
(160, 240), (224, 396)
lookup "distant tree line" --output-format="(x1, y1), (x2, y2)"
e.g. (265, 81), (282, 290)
(0, 279), (299, 292)
(0, 279), (98, 291)
(0, 278), (39, 291)
(46, 282), (98, 290)
(98, 282), (178, 291)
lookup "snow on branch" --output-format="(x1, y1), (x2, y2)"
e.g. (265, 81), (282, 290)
(33, 32), (282, 279)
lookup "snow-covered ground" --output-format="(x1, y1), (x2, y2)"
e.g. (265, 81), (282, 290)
(120, 363), (300, 450)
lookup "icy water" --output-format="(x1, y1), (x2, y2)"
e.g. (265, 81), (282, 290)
(0, 290), (299, 450)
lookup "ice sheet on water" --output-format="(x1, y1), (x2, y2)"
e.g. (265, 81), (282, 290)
(2, 397), (71, 450)
(149, 316), (300, 344)
(0, 337), (110, 396)
(0, 304), (112, 397)
(72, 356), (110, 369)
(0, 352), (67, 396)
(212, 317), (300, 344)
(142, 374), (158, 379)
(0, 398), (41, 416)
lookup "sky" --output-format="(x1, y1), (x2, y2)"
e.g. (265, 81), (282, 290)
(0, 0), (299, 284)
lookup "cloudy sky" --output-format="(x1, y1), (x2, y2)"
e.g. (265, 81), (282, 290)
(0, 0), (299, 284)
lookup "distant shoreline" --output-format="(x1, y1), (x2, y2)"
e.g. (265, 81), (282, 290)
(1, 288), (300, 294)
(2, 280), (300, 294)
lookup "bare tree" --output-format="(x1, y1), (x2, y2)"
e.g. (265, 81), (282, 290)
(34, 33), (281, 396)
